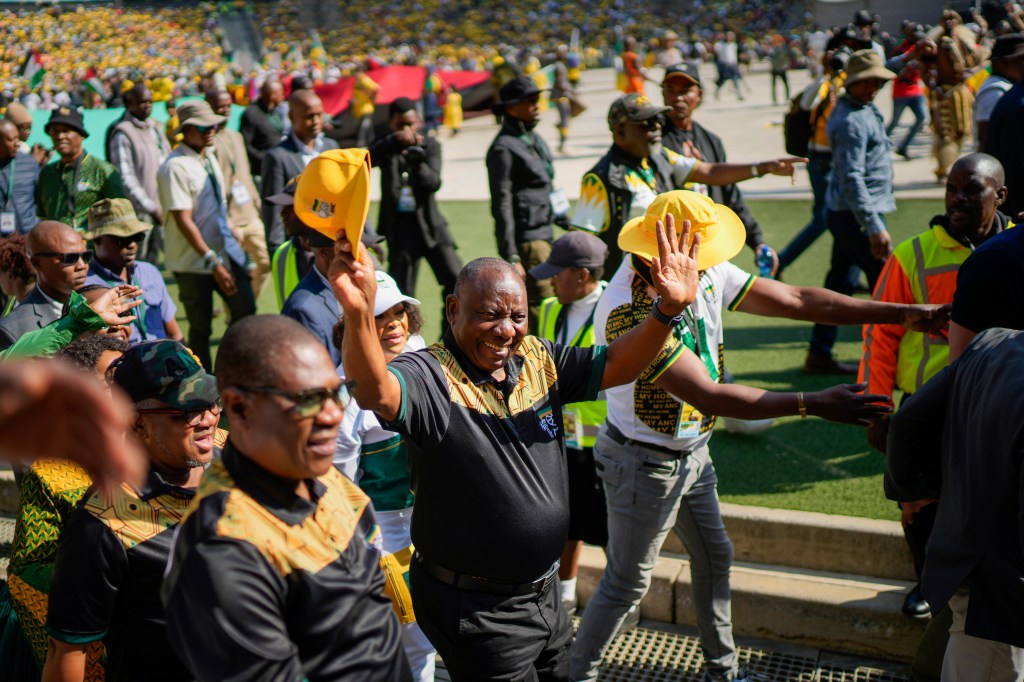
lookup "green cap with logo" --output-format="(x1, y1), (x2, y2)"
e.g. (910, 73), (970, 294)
(607, 93), (671, 130)
(109, 340), (219, 410)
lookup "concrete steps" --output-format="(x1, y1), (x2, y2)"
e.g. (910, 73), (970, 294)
(576, 503), (927, 662)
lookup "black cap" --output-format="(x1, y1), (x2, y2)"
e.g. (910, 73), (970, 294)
(662, 62), (702, 88)
(304, 219), (384, 249)
(528, 231), (609, 280)
(496, 76), (547, 107)
(993, 33), (1024, 60)
(853, 9), (873, 27)
(44, 106), (88, 138)
(267, 174), (301, 206)
(607, 93), (671, 130)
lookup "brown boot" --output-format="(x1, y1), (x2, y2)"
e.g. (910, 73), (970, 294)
(803, 352), (858, 375)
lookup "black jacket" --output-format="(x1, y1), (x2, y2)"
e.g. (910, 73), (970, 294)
(661, 118), (765, 251)
(240, 102), (285, 174)
(260, 135), (339, 249)
(485, 119), (556, 261)
(368, 133), (454, 248)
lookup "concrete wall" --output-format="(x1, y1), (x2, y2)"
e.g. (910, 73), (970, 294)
(813, 0), (954, 33)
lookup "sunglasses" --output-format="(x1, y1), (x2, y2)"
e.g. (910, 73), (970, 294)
(628, 117), (662, 132)
(192, 124), (218, 133)
(136, 401), (222, 427)
(235, 382), (354, 419)
(33, 250), (93, 266)
(112, 233), (147, 248)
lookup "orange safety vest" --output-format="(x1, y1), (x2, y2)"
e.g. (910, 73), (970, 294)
(858, 220), (1007, 396)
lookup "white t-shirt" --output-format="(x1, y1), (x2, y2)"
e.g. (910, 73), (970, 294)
(158, 145), (228, 274)
(595, 258), (756, 451)
(714, 41), (738, 67)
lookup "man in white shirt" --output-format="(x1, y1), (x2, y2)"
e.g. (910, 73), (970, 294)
(158, 100), (254, 370)
(974, 34), (1024, 149)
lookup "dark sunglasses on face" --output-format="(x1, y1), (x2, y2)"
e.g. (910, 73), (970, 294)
(194, 124), (218, 134)
(234, 382), (355, 419)
(629, 117), (662, 132)
(136, 401), (222, 427)
(113, 233), (147, 248)
(33, 250), (93, 266)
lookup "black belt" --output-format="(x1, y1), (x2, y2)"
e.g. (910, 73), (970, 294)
(605, 422), (693, 458)
(414, 552), (559, 596)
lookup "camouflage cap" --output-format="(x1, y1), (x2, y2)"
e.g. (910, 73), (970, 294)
(109, 340), (218, 410)
(88, 198), (153, 240)
(607, 94), (671, 130)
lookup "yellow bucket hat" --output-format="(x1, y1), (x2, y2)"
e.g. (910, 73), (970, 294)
(295, 148), (371, 255)
(618, 190), (745, 271)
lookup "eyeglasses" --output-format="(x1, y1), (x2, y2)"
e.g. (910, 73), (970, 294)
(628, 118), (662, 132)
(234, 382), (354, 419)
(112, 234), (147, 248)
(193, 124), (218, 133)
(136, 401), (222, 427)
(32, 250), (93, 266)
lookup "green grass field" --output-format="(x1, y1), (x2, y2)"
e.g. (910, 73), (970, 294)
(169, 197), (944, 521)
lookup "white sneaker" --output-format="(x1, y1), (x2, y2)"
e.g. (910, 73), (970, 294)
(720, 417), (775, 435)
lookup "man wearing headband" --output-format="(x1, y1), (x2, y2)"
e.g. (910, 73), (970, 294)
(571, 190), (950, 682)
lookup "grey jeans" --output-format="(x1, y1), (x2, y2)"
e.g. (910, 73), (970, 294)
(569, 427), (737, 681)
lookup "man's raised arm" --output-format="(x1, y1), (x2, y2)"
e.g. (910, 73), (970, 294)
(330, 240), (403, 421)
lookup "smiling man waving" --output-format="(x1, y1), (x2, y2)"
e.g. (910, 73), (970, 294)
(332, 216), (700, 681)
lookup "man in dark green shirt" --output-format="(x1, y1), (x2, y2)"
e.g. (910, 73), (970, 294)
(35, 107), (125, 232)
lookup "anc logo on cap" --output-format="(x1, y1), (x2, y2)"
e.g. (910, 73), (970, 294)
(634, 96), (649, 106)
(58, 107), (70, 116)
(312, 198), (335, 219)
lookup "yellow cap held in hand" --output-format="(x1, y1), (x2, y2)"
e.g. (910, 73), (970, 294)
(295, 148), (372, 257)
(618, 190), (745, 271)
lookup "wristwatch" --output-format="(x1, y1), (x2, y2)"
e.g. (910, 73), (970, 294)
(650, 296), (686, 326)
(202, 249), (223, 269)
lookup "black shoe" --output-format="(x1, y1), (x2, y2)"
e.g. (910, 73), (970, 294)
(902, 584), (931, 619)
(803, 353), (859, 375)
(896, 147), (914, 160)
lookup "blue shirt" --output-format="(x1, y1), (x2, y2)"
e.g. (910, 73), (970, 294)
(0, 153), (40, 234)
(85, 258), (177, 343)
(281, 266), (341, 365)
(826, 94), (895, 235)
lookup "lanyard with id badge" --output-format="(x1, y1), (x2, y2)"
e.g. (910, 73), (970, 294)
(0, 161), (16, 234)
(675, 307), (708, 440)
(397, 172), (416, 213)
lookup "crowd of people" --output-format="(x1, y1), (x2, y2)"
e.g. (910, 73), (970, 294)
(0, 2), (1023, 682)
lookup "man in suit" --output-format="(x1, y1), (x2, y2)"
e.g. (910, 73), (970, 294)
(0, 221), (89, 349)
(240, 80), (285, 175)
(369, 97), (461, 305)
(887, 328), (1024, 680)
(260, 90), (338, 255)
(280, 228), (341, 365)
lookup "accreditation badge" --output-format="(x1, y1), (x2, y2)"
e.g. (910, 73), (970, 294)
(230, 180), (252, 206)
(563, 408), (583, 450)
(675, 405), (703, 440)
(0, 212), (15, 234)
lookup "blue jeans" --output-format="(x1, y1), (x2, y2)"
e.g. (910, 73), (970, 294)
(569, 429), (737, 681)
(886, 95), (927, 152)
(778, 151), (831, 271)
(808, 209), (886, 358)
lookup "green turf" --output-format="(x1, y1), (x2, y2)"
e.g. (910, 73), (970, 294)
(169, 197), (944, 521)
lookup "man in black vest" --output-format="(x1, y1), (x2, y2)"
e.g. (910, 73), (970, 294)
(369, 97), (461, 306)
(660, 63), (778, 274)
(486, 77), (564, 333)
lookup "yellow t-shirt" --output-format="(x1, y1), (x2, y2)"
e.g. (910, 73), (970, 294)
(352, 73), (379, 119)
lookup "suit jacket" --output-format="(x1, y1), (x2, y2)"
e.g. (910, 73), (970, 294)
(260, 136), (339, 250)
(0, 287), (63, 350)
(887, 328), (1024, 647)
(281, 267), (341, 366)
(661, 119), (765, 251)
(368, 133), (454, 249)
(239, 102), (284, 174)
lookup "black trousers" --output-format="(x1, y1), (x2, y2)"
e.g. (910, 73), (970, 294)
(410, 559), (572, 682)
(175, 259), (256, 370)
(809, 209), (885, 358)
(387, 231), (461, 300)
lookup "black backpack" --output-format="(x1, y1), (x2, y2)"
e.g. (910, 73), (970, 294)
(783, 85), (831, 157)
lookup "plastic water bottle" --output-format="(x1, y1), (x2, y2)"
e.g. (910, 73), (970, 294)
(756, 245), (775, 279)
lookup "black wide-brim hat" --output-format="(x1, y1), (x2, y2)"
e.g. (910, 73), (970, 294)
(44, 106), (89, 138)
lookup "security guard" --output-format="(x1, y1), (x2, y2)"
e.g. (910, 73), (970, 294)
(531, 231), (610, 615)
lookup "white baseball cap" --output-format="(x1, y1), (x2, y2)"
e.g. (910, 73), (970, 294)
(374, 271), (420, 316)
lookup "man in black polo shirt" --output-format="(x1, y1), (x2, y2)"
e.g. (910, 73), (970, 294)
(332, 216), (701, 680)
(44, 340), (225, 682)
(162, 315), (411, 681)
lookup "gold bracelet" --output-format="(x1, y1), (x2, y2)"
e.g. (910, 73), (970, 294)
(797, 392), (808, 418)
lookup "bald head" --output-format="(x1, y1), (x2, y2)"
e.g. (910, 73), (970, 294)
(260, 80), (284, 108)
(950, 153), (1005, 187)
(205, 89), (232, 117)
(215, 314), (329, 390)
(0, 119), (18, 159)
(454, 257), (523, 299)
(448, 258), (528, 375)
(124, 85), (154, 121)
(27, 221), (81, 256)
(289, 90), (324, 143)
